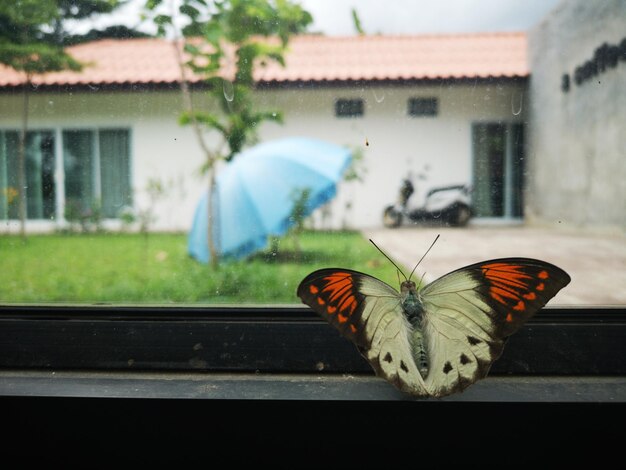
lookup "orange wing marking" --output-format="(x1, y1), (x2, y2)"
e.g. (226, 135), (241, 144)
(321, 272), (359, 318)
(482, 263), (535, 306)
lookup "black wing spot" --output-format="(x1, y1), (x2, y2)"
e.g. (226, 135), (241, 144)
(460, 353), (471, 365)
(467, 336), (482, 345)
(443, 361), (453, 374)
(400, 360), (409, 373)
(383, 352), (393, 363)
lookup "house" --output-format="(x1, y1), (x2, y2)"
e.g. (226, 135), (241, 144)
(0, 32), (528, 232)
(1, 0), (622, 233)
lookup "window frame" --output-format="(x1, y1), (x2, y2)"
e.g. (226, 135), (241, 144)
(1, 304), (624, 401)
(1, 304), (624, 462)
(0, 126), (132, 224)
(61, 126), (133, 221)
(407, 96), (439, 117)
(334, 97), (365, 118)
(0, 128), (57, 221)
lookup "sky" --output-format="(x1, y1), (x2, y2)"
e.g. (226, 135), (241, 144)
(75, 0), (563, 36)
(300, 0), (562, 35)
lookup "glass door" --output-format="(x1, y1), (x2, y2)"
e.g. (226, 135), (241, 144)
(472, 123), (524, 219)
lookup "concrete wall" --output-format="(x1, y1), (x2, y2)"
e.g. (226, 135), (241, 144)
(0, 80), (526, 232)
(527, 0), (626, 230)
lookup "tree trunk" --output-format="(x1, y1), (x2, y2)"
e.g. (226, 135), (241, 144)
(170, 38), (220, 267)
(17, 78), (30, 241)
(207, 167), (219, 268)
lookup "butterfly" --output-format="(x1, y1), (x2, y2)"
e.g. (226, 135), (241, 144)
(297, 240), (571, 398)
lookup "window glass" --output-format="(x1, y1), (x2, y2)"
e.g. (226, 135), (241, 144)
(408, 97), (438, 117)
(335, 99), (365, 118)
(99, 129), (132, 218)
(0, 0), (624, 307)
(63, 130), (96, 216)
(472, 123), (525, 218)
(0, 130), (56, 220)
(62, 129), (132, 220)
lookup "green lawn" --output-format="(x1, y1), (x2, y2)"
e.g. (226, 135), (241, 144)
(0, 231), (401, 304)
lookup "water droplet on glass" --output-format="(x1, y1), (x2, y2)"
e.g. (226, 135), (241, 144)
(511, 90), (523, 116)
(223, 79), (234, 102)
(372, 89), (385, 103)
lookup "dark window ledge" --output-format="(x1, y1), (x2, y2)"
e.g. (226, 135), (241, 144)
(0, 369), (624, 402)
(1, 305), (625, 375)
(1, 303), (624, 460)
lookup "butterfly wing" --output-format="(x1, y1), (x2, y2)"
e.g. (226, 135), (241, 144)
(419, 258), (571, 397)
(297, 269), (429, 396)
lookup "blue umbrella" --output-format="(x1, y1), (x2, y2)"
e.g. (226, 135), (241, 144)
(188, 137), (352, 263)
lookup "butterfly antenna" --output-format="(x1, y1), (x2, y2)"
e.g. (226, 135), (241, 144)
(408, 234), (440, 281)
(369, 239), (407, 281)
(418, 270), (427, 289)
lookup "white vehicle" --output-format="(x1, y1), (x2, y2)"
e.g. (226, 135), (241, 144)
(383, 179), (472, 228)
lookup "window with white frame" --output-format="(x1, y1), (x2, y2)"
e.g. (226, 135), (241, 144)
(0, 130), (55, 220)
(0, 128), (131, 222)
(63, 128), (132, 219)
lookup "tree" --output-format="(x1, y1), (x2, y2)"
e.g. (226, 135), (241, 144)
(144, 0), (312, 267)
(351, 8), (365, 36)
(0, 0), (126, 239)
(64, 25), (151, 46)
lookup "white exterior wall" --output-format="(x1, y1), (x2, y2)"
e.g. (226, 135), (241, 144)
(258, 83), (526, 229)
(0, 81), (526, 232)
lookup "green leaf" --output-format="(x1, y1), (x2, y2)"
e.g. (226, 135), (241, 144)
(179, 4), (201, 20)
(153, 14), (172, 26)
(144, 0), (163, 10)
(179, 111), (227, 134)
(141, 0), (313, 166)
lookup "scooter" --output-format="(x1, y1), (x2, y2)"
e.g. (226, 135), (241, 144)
(383, 178), (472, 228)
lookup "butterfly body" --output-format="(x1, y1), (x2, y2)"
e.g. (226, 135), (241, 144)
(297, 257), (570, 398)
(400, 280), (423, 323)
(397, 280), (430, 377)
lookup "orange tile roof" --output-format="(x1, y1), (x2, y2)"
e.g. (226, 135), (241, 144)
(0, 32), (527, 88)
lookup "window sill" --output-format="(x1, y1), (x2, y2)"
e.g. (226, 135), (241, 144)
(1, 304), (624, 464)
(1, 369), (624, 402)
